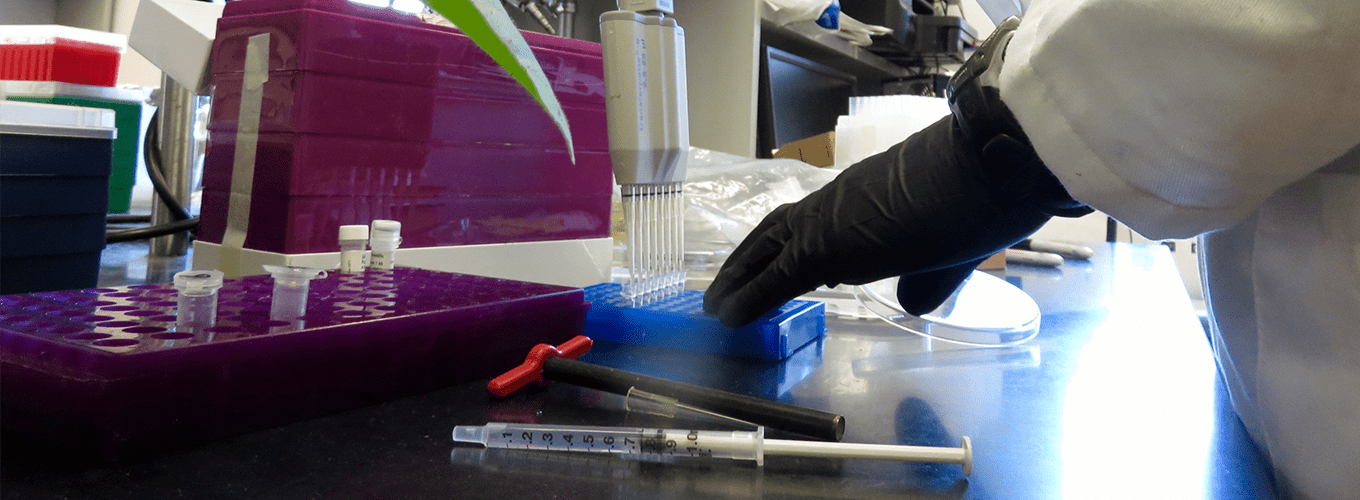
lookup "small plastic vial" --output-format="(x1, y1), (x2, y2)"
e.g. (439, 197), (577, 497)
(369, 220), (403, 271)
(173, 269), (224, 331)
(263, 265), (327, 322)
(338, 225), (369, 274)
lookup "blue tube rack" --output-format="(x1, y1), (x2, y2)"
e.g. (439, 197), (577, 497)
(583, 283), (825, 361)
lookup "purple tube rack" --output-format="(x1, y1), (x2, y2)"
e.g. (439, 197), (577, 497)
(0, 267), (587, 462)
(198, 0), (613, 254)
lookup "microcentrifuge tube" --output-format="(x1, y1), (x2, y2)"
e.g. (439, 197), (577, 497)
(453, 422), (972, 474)
(368, 220), (402, 271)
(173, 269), (224, 331)
(338, 225), (369, 274)
(264, 265), (326, 322)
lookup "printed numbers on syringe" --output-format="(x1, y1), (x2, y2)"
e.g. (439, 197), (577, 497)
(498, 429), (713, 457)
(499, 430), (626, 450)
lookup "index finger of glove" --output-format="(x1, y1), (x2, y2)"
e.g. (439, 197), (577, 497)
(714, 252), (823, 328)
(704, 207), (793, 316)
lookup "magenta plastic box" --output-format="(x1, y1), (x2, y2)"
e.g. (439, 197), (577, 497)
(200, 131), (611, 197)
(208, 0), (607, 101)
(199, 0), (612, 254)
(207, 76), (610, 148)
(197, 190), (611, 254)
(0, 267), (588, 462)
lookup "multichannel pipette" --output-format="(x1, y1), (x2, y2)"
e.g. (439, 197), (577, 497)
(602, 1), (690, 303)
(453, 423), (972, 474)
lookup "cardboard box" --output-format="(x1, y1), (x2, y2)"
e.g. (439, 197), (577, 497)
(977, 251), (1006, 271)
(774, 131), (835, 167)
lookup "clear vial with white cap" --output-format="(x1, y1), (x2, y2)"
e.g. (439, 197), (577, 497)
(173, 269), (224, 331)
(338, 225), (369, 273)
(369, 220), (402, 271)
(263, 265), (327, 322)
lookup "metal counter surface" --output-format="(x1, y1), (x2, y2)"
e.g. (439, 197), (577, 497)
(0, 243), (1275, 499)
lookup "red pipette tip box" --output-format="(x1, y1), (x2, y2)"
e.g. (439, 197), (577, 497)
(1, 26), (127, 87)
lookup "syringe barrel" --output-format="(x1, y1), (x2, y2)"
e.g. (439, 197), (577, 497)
(453, 424), (494, 445)
(453, 423), (766, 465)
(651, 427), (763, 465)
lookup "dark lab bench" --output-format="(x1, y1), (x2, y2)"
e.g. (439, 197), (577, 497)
(0, 243), (1275, 499)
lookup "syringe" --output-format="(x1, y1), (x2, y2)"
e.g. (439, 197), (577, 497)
(453, 423), (972, 474)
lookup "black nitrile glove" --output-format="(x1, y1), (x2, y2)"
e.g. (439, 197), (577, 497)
(702, 18), (1090, 328)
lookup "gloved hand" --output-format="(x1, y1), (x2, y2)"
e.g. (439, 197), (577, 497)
(703, 17), (1090, 328)
(702, 114), (1083, 327)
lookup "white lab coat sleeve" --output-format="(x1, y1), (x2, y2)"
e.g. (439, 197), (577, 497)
(998, 0), (1360, 240)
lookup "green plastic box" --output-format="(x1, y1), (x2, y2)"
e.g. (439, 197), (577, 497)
(3, 80), (147, 213)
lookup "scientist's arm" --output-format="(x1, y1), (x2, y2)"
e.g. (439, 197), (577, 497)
(704, 19), (1087, 328)
(706, 0), (1360, 327)
(1002, 0), (1360, 239)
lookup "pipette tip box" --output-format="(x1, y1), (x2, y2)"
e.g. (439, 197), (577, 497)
(582, 283), (825, 361)
(0, 25), (127, 87)
(1, 101), (116, 294)
(0, 267), (588, 462)
(198, 0), (613, 255)
(4, 80), (149, 213)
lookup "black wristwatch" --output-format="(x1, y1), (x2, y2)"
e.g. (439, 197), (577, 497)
(946, 17), (1093, 217)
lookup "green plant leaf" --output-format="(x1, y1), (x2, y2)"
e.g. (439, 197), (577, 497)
(421, 0), (575, 163)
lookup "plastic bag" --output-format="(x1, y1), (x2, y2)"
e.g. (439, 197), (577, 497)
(763, 0), (840, 28)
(763, 0), (892, 46)
(679, 148), (887, 319)
(682, 147), (841, 274)
(834, 13), (892, 46)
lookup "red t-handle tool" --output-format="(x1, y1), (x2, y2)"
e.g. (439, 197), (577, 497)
(488, 335), (594, 398)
